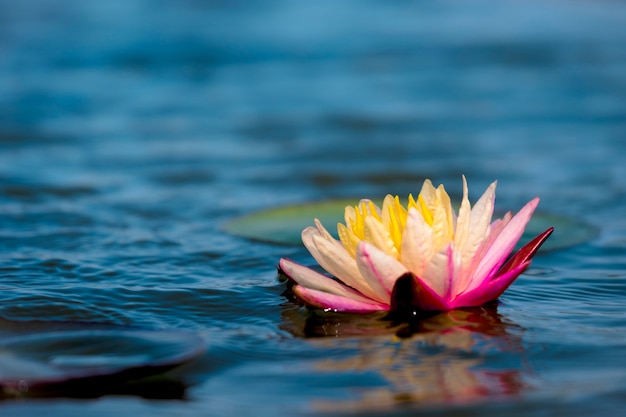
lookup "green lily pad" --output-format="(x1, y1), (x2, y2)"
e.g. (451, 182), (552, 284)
(222, 199), (597, 251)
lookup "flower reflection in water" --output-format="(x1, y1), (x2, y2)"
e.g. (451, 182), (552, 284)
(281, 306), (529, 412)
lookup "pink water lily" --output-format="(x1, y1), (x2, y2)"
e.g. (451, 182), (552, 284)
(279, 177), (553, 313)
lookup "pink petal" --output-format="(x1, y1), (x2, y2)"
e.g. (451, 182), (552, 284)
(356, 241), (407, 296)
(278, 258), (377, 303)
(293, 285), (389, 313)
(454, 211), (514, 295)
(452, 261), (530, 308)
(466, 197), (540, 293)
(412, 275), (454, 311)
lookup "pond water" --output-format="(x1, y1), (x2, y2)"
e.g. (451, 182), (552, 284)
(1, 0), (626, 416)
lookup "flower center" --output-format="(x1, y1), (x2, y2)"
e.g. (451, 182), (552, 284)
(337, 180), (455, 259)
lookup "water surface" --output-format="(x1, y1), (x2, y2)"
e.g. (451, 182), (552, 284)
(1, 0), (625, 416)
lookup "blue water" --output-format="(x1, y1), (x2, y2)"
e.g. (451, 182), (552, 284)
(1, 0), (626, 415)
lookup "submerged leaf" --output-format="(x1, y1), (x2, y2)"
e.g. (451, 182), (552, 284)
(0, 318), (206, 398)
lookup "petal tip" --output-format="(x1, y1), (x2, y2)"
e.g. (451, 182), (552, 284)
(497, 226), (554, 276)
(277, 257), (291, 275)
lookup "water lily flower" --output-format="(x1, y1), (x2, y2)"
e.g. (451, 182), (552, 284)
(279, 177), (553, 313)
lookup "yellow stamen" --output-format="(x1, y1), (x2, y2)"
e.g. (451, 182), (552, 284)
(336, 180), (459, 261)
(408, 194), (419, 211)
(337, 222), (359, 257)
(418, 194), (434, 225)
(387, 204), (402, 252)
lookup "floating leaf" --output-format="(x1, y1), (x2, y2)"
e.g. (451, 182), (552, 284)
(0, 318), (206, 398)
(223, 199), (597, 251)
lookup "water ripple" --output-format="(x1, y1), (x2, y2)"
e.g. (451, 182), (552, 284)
(1, 0), (626, 415)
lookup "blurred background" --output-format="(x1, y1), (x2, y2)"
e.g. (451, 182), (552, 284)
(1, 1), (625, 416)
(2, 0), (625, 210)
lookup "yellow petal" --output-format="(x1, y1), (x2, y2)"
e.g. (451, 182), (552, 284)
(418, 194), (434, 225)
(381, 194), (406, 253)
(431, 184), (454, 249)
(407, 193), (419, 212)
(364, 216), (398, 259)
(344, 205), (357, 227)
(419, 179), (437, 208)
(337, 222), (359, 258)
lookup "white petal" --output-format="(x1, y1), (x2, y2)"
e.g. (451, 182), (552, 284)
(400, 207), (434, 277)
(279, 258), (376, 302)
(310, 233), (387, 303)
(454, 175), (471, 254)
(461, 181), (497, 266)
(419, 179), (437, 209)
(356, 241), (408, 296)
(302, 225), (328, 263)
(313, 218), (335, 241)
(421, 244), (461, 298)
(431, 184), (454, 249)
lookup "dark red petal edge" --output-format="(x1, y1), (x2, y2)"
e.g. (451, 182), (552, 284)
(495, 227), (554, 277)
(390, 273), (420, 315)
(390, 272), (451, 314)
